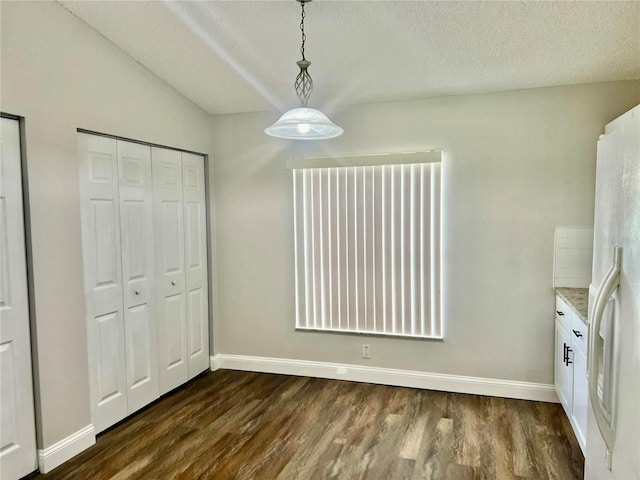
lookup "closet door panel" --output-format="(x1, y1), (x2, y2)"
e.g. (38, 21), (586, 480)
(95, 311), (122, 403)
(78, 134), (127, 433)
(124, 303), (152, 406)
(0, 117), (37, 478)
(182, 155), (207, 286)
(91, 200), (120, 296)
(117, 141), (158, 413)
(164, 292), (186, 368)
(186, 286), (207, 371)
(182, 153), (209, 377)
(184, 203), (203, 276)
(152, 147), (188, 394)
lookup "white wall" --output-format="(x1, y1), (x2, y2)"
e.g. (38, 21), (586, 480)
(211, 82), (639, 385)
(1, 1), (216, 448)
(2, 0), (639, 456)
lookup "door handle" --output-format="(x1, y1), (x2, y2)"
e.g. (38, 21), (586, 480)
(565, 347), (573, 366)
(588, 246), (622, 465)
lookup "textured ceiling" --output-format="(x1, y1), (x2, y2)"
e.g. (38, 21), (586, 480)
(59, 0), (640, 115)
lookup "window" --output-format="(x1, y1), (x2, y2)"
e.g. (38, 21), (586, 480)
(290, 151), (443, 339)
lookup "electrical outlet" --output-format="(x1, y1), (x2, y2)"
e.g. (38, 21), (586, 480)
(362, 344), (371, 359)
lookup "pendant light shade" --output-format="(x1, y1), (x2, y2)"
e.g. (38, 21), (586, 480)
(265, 107), (343, 140)
(265, 0), (343, 140)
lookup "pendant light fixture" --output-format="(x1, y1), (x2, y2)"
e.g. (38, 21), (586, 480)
(265, 0), (343, 140)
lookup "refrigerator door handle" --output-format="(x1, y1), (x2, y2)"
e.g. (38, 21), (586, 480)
(588, 246), (622, 470)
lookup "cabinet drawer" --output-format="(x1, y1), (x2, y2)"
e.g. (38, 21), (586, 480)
(555, 296), (572, 331)
(570, 314), (589, 357)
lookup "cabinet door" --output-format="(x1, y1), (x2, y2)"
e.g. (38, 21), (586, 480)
(117, 141), (158, 413)
(0, 117), (37, 478)
(555, 320), (573, 413)
(152, 148), (188, 394)
(182, 153), (209, 378)
(571, 349), (588, 450)
(78, 134), (127, 433)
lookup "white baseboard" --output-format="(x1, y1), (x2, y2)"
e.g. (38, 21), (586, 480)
(210, 353), (222, 371)
(38, 424), (95, 474)
(211, 354), (558, 403)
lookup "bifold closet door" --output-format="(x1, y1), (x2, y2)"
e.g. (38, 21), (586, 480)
(116, 141), (158, 414)
(78, 134), (127, 432)
(79, 135), (158, 433)
(153, 148), (188, 393)
(181, 153), (209, 377)
(0, 117), (37, 479)
(153, 149), (209, 394)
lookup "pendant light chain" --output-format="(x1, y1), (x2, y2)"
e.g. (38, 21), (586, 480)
(300, 2), (306, 61)
(295, 0), (313, 106)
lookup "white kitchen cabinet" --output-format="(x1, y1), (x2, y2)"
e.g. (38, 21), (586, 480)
(554, 293), (589, 453)
(570, 308), (589, 449)
(572, 347), (588, 448)
(555, 319), (573, 411)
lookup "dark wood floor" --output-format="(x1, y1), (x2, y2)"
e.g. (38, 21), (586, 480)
(31, 370), (584, 480)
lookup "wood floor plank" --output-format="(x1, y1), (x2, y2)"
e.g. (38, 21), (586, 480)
(29, 371), (584, 480)
(511, 400), (545, 478)
(398, 391), (428, 461)
(414, 416), (455, 480)
(487, 396), (516, 479)
(276, 388), (352, 480)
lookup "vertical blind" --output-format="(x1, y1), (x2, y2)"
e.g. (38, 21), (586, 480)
(291, 152), (443, 339)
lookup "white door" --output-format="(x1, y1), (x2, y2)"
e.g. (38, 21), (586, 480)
(0, 117), (37, 479)
(152, 148), (188, 394)
(78, 134), (128, 432)
(116, 141), (158, 414)
(182, 153), (209, 377)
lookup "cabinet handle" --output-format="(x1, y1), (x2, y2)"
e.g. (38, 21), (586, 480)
(556, 311), (565, 316)
(565, 347), (573, 366)
(135, 289), (141, 295)
(563, 343), (568, 363)
(171, 280), (177, 286)
(572, 329), (583, 338)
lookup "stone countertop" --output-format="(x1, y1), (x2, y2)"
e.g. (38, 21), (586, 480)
(556, 287), (589, 324)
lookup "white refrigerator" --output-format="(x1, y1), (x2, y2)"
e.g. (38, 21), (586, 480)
(585, 104), (639, 479)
